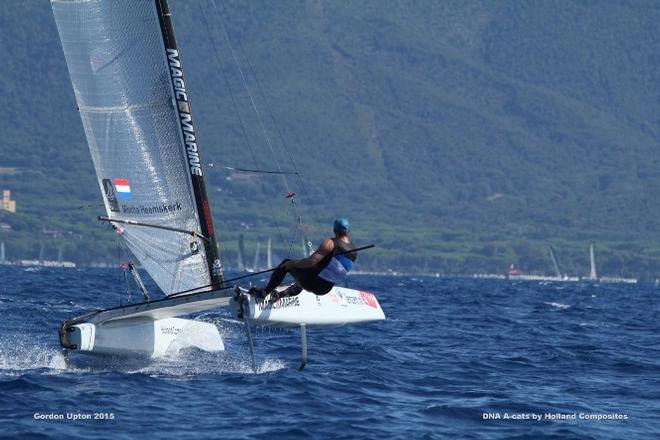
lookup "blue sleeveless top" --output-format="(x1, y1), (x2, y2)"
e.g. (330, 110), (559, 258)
(317, 239), (357, 284)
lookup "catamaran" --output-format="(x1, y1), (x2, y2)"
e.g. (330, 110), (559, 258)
(52, 0), (384, 369)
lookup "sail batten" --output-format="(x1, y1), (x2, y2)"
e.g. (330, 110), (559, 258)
(53, 0), (222, 295)
(78, 102), (169, 113)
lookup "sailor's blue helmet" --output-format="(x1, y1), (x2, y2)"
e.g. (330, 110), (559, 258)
(333, 218), (350, 233)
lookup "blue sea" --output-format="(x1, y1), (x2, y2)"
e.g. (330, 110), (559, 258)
(1, 266), (658, 439)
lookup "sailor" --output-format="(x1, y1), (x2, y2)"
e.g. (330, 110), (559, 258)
(249, 218), (357, 300)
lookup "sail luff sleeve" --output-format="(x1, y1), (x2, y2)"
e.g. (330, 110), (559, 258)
(155, 0), (224, 287)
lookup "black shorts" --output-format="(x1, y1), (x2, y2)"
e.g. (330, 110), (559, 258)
(289, 267), (334, 295)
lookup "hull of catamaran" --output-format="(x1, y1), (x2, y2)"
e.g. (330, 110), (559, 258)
(231, 286), (386, 327)
(59, 288), (233, 357)
(60, 284), (384, 357)
(62, 317), (223, 358)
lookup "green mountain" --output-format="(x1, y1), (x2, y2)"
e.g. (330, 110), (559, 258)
(1, 1), (659, 278)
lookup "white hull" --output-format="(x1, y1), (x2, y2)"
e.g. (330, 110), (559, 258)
(64, 317), (223, 358)
(232, 286), (386, 327)
(60, 287), (233, 357)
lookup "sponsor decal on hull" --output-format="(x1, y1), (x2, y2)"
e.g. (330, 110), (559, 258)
(257, 296), (301, 312)
(343, 294), (364, 306)
(160, 326), (181, 336)
(360, 291), (378, 309)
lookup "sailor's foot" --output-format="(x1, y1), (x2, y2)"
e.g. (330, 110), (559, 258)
(281, 284), (303, 298)
(248, 287), (267, 300)
(269, 285), (301, 302)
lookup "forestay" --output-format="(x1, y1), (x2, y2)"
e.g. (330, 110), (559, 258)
(52, 0), (222, 294)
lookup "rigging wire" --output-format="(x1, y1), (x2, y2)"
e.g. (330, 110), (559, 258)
(220, 166), (298, 175)
(220, 7), (322, 232)
(199, 1), (288, 248)
(287, 218), (301, 258)
(114, 225), (131, 305)
(210, 0), (290, 190)
(209, 0), (316, 255)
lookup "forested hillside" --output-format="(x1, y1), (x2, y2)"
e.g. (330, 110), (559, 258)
(1, 1), (659, 278)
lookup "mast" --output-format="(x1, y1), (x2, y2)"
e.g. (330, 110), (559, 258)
(548, 246), (562, 278)
(253, 242), (261, 271)
(237, 234), (245, 271)
(267, 238), (272, 268)
(154, 0), (223, 286)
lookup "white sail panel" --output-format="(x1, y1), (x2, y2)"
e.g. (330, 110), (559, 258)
(53, 0), (214, 294)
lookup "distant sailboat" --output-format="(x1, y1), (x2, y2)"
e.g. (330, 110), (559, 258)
(0, 241), (5, 263)
(583, 243), (637, 284)
(253, 242), (261, 272)
(548, 246), (562, 278)
(237, 233), (246, 271)
(589, 243), (598, 281)
(57, 243), (64, 263)
(267, 238), (272, 269)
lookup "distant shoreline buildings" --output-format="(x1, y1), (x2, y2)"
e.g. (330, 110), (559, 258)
(1, 190), (16, 213)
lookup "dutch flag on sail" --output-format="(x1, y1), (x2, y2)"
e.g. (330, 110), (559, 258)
(113, 178), (131, 200)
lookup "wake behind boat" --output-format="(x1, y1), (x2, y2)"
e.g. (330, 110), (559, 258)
(52, 0), (384, 368)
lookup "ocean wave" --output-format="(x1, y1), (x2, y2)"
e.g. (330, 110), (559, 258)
(544, 301), (571, 310)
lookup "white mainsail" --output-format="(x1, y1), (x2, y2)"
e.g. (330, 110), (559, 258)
(52, 0), (222, 295)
